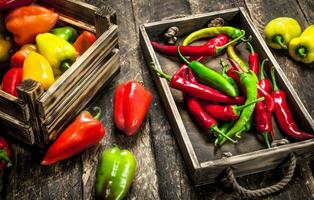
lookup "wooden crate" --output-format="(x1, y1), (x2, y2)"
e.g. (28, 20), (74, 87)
(0, 0), (120, 148)
(140, 7), (314, 186)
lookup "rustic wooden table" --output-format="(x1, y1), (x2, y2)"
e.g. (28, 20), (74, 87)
(2, 0), (314, 199)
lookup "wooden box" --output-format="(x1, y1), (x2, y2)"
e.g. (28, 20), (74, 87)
(140, 7), (314, 186)
(0, 0), (120, 148)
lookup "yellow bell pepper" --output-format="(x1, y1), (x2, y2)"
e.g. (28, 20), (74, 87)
(289, 25), (314, 64)
(264, 17), (301, 49)
(0, 34), (12, 63)
(23, 51), (55, 90)
(36, 33), (77, 77)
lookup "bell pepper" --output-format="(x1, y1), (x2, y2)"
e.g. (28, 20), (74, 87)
(2, 68), (22, 97)
(114, 81), (153, 136)
(264, 17), (301, 49)
(73, 31), (96, 55)
(51, 27), (78, 43)
(10, 44), (36, 68)
(0, 136), (11, 170)
(41, 107), (105, 165)
(288, 25), (314, 64)
(22, 51), (55, 90)
(0, 34), (12, 63)
(0, 0), (33, 11)
(36, 33), (77, 76)
(5, 5), (58, 45)
(96, 145), (136, 200)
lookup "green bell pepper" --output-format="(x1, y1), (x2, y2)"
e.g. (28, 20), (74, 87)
(96, 145), (136, 200)
(36, 33), (77, 77)
(51, 27), (78, 43)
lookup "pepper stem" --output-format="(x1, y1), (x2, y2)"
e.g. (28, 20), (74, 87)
(149, 63), (172, 81)
(297, 47), (307, 57)
(177, 47), (190, 65)
(92, 107), (101, 120)
(259, 58), (268, 80)
(0, 150), (11, 167)
(270, 66), (279, 91)
(212, 125), (237, 144)
(216, 30), (246, 54)
(234, 97), (265, 111)
(60, 61), (71, 72)
(246, 41), (255, 53)
(273, 35), (287, 49)
(220, 59), (229, 73)
(262, 132), (271, 148)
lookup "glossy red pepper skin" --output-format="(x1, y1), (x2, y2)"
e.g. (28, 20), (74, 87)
(114, 81), (153, 136)
(270, 68), (314, 141)
(0, 136), (11, 169)
(201, 102), (239, 121)
(41, 109), (105, 165)
(257, 85), (274, 112)
(73, 31), (96, 55)
(2, 68), (22, 97)
(247, 42), (259, 75)
(151, 34), (229, 57)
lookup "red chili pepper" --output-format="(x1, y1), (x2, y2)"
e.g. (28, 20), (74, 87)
(150, 64), (245, 104)
(247, 42), (259, 75)
(114, 81), (153, 136)
(151, 34), (229, 57)
(73, 31), (96, 55)
(41, 107), (105, 165)
(200, 97), (263, 121)
(0, 136), (11, 169)
(270, 67), (314, 141)
(2, 68), (22, 97)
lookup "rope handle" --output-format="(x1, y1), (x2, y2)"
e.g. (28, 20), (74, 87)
(224, 153), (296, 198)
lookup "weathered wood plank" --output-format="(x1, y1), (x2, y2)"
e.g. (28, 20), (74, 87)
(297, 0), (314, 24)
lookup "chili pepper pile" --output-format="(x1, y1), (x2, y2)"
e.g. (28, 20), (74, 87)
(0, 4), (97, 97)
(150, 25), (314, 147)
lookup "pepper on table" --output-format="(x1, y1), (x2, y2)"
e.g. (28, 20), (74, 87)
(114, 81), (153, 136)
(0, 33), (12, 63)
(288, 25), (314, 64)
(270, 67), (314, 140)
(51, 26), (78, 43)
(36, 33), (77, 77)
(0, 136), (11, 170)
(95, 145), (136, 200)
(73, 31), (97, 55)
(10, 44), (37, 68)
(2, 68), (22, 97)
(41, 107), (105, 165)
(5, 5), (59, 45)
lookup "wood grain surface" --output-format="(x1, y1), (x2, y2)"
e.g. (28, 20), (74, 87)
(2, 0), (314, 200)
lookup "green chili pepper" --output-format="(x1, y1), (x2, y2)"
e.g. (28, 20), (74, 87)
(218, 70), (259, 145)
(178, 47), (239, 97)
(227, 44), (249, 72)
(220, 59), (239, 95)
(51, 27), (78, 43)
(183, 26), (244, 46)
(96, 145), (136, 200)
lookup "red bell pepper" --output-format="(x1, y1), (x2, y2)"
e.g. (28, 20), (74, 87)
(10, 44), (36, 68)
(41, 107), (105, 165)
(2, 68), (22, 97)
(73, 31), (96, 55)
(0, 136), (11, 169)
(114, 81), (153, 136)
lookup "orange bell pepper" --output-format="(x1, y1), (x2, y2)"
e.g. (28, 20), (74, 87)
(5, 5), (58, 45)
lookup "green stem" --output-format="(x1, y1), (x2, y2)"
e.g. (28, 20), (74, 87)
(0, 150), (11, 165)
(212, 126), (237, 144)
(234, 97), (265, 111)
(149, 63), (172, 81)
(259, 58), (268, 80)
(177, 47), (190, 65)
(216, 30), (246, 54)
(92, 107), (101, 120)
(60, 61), (71, 72)
(220, 59), (228, 73)
(246, 41), (254, 53)
(270, 66), (279, 91)
(263, 132), (271, 148)
(273, 35), (287, 49)
(297, 47), (307, 57)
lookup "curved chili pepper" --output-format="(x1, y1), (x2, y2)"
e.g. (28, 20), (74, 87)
(247, 42), (259, 75)
(2, 68), (22, 97)
(201, 97), (263, 121)
(0, 136), (11, 169)
(152, 34), (230, 57)
(220, 59), (240, 95)
(178, 47), (239, 97)
(41, 107), (105, 165)
(227, 44), (249, 72)
(254, 98), (272, 148)
(270, 67), (314, 141)
(149, 64), (244, 104)
(258, 59), (272, 93)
